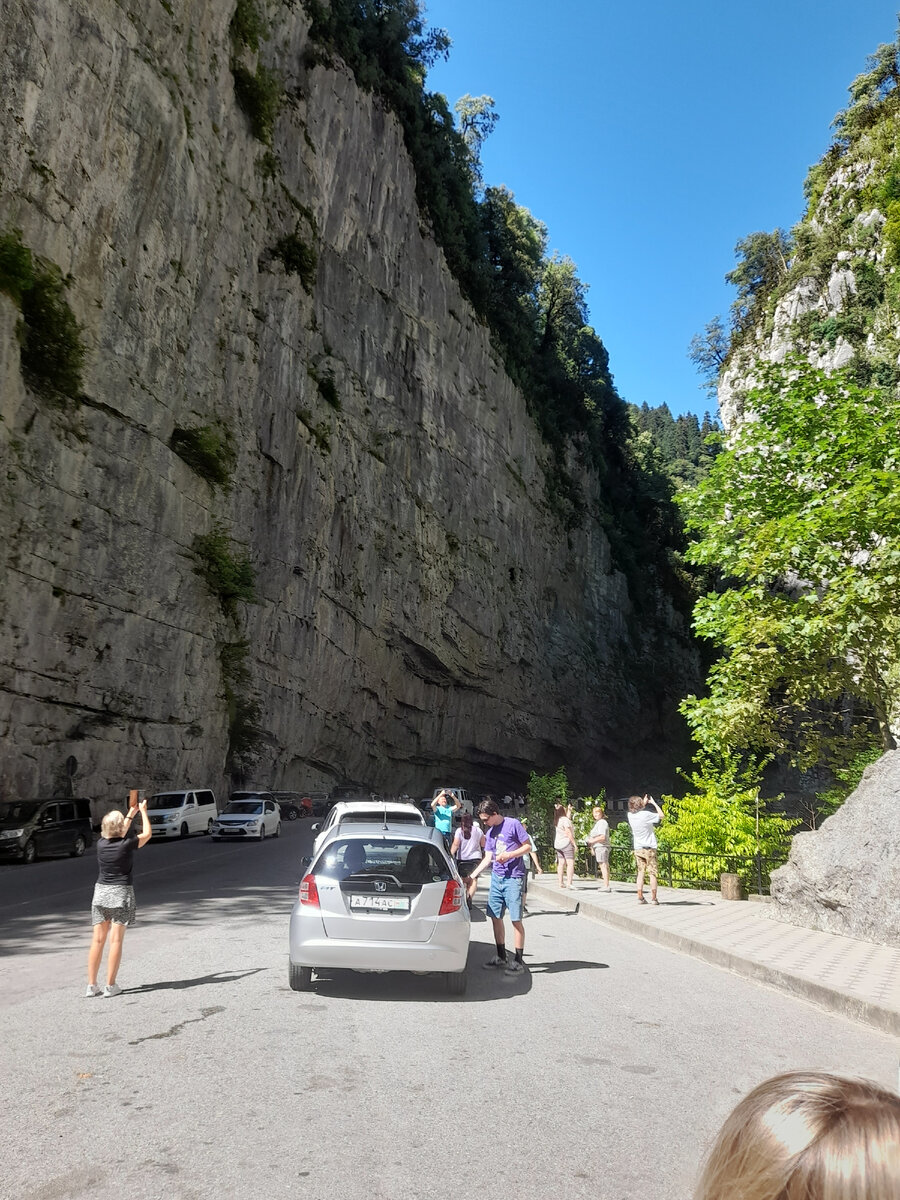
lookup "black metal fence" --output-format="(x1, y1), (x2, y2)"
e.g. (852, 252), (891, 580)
(536, 843), (789, 896)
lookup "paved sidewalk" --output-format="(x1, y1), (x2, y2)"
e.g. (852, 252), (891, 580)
(526, 875), (900, 1035)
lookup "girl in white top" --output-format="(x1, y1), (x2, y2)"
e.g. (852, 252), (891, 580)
(553, 803), (576, 889)
(586, 805), (611, 892)
(450, 813), (484, 879)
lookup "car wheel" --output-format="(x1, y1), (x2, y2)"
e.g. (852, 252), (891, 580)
(274, 822), (282, 839)
(445, 971), (467, 996)
(22, 839), (36, 864)
(206, 818), (213, 834)
(286, 807), (298, 820)
(259, 826), (265, 842)
(180, 822), (189, 839)
(289, 963), (313, 991)
(71, 834), (86, 858)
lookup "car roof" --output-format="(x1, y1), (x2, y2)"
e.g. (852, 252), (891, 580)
(316, 821), (444, 848)
(329, 801), (424, 816)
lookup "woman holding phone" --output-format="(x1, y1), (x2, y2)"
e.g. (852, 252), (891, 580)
(85, 789), (152, 998)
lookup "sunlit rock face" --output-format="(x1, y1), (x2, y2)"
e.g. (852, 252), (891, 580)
(771, 751), (900, 948)
(0, 1), (698, 803)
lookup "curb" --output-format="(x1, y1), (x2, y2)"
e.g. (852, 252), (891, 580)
(528, 882), (900, 1037)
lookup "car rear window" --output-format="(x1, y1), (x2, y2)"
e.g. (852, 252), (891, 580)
(315, 839), (450, 883)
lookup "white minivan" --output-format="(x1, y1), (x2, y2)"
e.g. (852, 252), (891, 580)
(145, 788), (218, 838)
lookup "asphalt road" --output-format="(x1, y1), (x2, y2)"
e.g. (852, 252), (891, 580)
(0, 822), (896, 1200)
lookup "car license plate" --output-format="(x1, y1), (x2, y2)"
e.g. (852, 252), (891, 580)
(350, 894), (409, 912)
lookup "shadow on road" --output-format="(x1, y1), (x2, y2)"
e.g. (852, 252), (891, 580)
(528, 959), (610, 974)
(125, 968), (266, 993)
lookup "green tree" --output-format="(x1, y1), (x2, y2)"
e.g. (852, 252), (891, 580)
(833, 24), (900, 140)
(678, 357), (900, 768)
(661, 757), (798, 862)
(526, 767), (568, 853)
(726, 229), (792, 340)
(688, 315), (730, 393)
(454, 93), (498, 180)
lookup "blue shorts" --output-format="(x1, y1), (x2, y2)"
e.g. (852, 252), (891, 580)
(486, 874), (524, 922)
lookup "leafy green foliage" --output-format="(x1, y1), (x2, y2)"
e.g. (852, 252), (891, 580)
(832, 29), (900, 142)
(660, 757), (798, 858)
(170, 425), (236, 488)
(678, 357), (900, 769)
(0, 228), (35, 303)
(271, 228), (318, 289)
(232, 62), (282, 144)
(0, 229), (85, 402)
(192, 528), (257, 615)
(526, 767), (569, 855)
(230, 0), (266, 51)
(220, 639), (265, 764)
(726, 229), (792, 348)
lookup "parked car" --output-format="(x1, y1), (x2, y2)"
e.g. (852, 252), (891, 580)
(288, 823), (469, 994)
(311, 800), (426, 856)
(431, 787), (473, 816)
(145, 788), (217, 838)
(211, 797), (281, 841)
(302, 791), (331, 817)
(272, 791), (305, 820)
(0, 798), (94, 863)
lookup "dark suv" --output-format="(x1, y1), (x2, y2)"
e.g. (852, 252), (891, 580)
(0, 798), (94, 863)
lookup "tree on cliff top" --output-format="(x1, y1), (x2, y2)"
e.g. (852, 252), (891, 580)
(678, 357), (900, 771)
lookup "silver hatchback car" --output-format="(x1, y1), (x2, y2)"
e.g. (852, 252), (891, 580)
(288, 823), (470, 994)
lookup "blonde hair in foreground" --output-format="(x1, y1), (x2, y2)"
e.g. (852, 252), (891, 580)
(695, 1071), (900, 1200)
(100, 811), (125, 838)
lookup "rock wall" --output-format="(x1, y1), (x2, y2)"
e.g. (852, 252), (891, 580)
(771, 751), (900, 947)
(0, 0), (698, 804)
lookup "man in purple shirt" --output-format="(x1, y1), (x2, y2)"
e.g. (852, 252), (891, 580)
(465, 799), (531, 975)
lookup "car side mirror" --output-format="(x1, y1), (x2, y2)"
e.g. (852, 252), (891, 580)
(311, 823), (320, 832)
(300, 856), (312, 871)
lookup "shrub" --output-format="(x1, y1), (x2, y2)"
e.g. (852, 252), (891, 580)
(0, 228), (84, 402)
(0, 229), (35, 303)
(192, 528), (257, 614)
(233, 63), (282, 144)
(230, 0), (265, 51)
(170, 424), (236, 488)
(219, 639), (265, 761)
(272, 228), (317, 289)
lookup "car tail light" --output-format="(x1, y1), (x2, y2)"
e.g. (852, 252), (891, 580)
(439, 880), (463, 915)
(299, 874), (319, 908)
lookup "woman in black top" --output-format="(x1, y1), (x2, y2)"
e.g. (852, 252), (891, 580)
(86, 790), (152, 998)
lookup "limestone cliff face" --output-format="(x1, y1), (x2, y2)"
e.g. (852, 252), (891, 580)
(718, 152), (899, 428)
(0, 1), (698, 803)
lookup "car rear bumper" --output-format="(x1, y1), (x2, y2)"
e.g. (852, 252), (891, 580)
(289, 916), (470, 973)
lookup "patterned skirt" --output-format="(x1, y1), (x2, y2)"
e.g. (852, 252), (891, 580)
(91, 882), (136, 926)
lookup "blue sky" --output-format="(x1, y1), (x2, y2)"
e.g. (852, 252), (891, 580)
(424, 1), (899, 417)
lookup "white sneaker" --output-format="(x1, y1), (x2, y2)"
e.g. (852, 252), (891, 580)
(483, 955), (507, 969)
(84, 984), (102, 998)
(103, 983), (123, 998)
(504, 959), (525, 975)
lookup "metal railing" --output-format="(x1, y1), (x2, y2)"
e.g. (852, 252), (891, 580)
(536, 843), (788, 896)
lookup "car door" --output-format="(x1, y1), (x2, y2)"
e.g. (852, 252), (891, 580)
(35, 804), (60, 855)
(265, 800), (277, 834)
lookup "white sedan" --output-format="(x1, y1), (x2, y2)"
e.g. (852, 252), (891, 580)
(211, 798), (281, 841)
